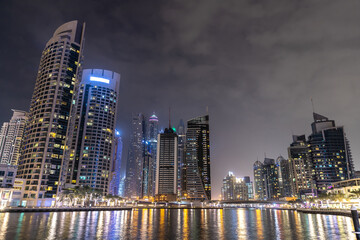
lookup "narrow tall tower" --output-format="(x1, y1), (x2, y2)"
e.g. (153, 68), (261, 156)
(155, 128), (178, 201)
(0, 110), (27, 165)
(185, 115), (211, 201)
(64, 69), (120, 195)
(125, 113), (146, 198)
(17, 21), (85, 207)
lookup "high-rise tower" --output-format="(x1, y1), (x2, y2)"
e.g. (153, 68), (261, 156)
(17, 21), (85, 207)
(146, 113), (159, 198)
(125, 113), (146, 198)
(185, 115), (211, 201)
(253, 160), (265, 200)
(288, 135), (316, 199)
(110, 131), (123, 196)
(155, 128), (178, 201)
(64, 69), (120, 195)
(0, 110), (27, 165)
(177, 119), (186, 198)
(308, 113), (354, 192)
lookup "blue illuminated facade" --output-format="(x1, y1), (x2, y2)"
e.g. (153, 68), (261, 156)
(64, 69), (120, 195)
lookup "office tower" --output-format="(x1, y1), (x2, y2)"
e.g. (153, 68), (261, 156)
(244, 176), (254, 200)
(141, 142), (152, 199)
(155, 128), (178, 201)
(253, 160), (265, 200)
(222, 172), (236, 200)
(0, 110), (27, 165)
(288, 135), (316, 199)
(308, 113), (354, 192)
(177, 119), (186, 198)
(221, 172), (248, 201)
(276, 156), (293, 198)
(263, 158), (280, 200)
(110, 131), (123, 196)
(185, 115), (211, 201)
(64, 69), (120, 195)
(16, 21), (85, 207)
(125, 113), (146, 198)
(145, 113), (159, 198)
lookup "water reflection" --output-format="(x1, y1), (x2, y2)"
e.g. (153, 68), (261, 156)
(0, 209), (356, 240)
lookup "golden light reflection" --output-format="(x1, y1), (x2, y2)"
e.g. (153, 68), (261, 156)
(148, 209), (153, 238)
(0, 213), (9, 238)
(131, 209), (139, 239)
(183, 209), (189, 240)
(255, 209), (263, 239)
(141, 209), (148, 239)
(159, 209), (165, 240)
(218, 209), (225, 239)
(237, 209), (247, 240)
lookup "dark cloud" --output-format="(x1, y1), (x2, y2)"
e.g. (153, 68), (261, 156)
(1, 0), (360, 198)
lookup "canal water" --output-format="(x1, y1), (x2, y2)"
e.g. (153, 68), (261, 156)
(0, 208), (356, 239)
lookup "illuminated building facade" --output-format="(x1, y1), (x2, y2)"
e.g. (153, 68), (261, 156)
(155, 128), (178, 201)
(253, 160), (265, 200)
(288, 134), (316, 199)
(276, 156), (293, 198)
(308, 113), (354, 192)
(110, 131), (123, 196)
(64, 69), (120, 195)
(0, 110), (27, 165)
(244, 176), (254, 200)
(125, 113), (146, 198)
(185, 115), (211, 201)
(221, 172), (249, 201)
(263, 158), (280, 200)
(177, 119), (186, 198)
(144, 113), (159, 198)
(17, 21), (85, 207)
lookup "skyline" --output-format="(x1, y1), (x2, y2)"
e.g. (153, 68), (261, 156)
(1, 1), (360, 199)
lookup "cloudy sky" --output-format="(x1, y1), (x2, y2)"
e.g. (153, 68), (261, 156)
(1, 0), (360, 199)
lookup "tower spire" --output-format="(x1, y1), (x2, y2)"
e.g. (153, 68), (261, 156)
(168, 107), (171, 129)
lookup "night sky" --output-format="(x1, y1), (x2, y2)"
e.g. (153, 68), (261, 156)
(1, 0), (360, 199)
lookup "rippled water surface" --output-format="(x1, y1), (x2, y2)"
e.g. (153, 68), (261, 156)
(0, 208), (356, 240)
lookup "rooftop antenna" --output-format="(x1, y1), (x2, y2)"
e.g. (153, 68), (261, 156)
(206, 106), (209, 114)
(168, 107), (171, 129)
(311, 97), (315, 113)
(264, 152), (266, 159)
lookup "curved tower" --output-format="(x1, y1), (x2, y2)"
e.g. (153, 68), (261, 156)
(65, 69), (120, 195)
(17, 21), (85, 207)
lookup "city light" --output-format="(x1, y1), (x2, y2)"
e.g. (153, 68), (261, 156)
(90, 76), (110, 84)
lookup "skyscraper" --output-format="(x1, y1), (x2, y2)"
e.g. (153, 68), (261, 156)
(125, 113), (146, 198)
(288, 135), (316, 199)
(110, 131), (123, 196)
(155, 128), (178, 201)
(17, 21), (85, 207)
(263, 158), (280, 200)
(185, 115), (211, 201)
(177, 119), (186, 198)
(276, 156), (293, 198)
(308, 113), (354, 192)
(221, 172), (249, 201)
(0, 110), (27, 165)
(253, 160), (265, 200)
(64, 69), (120, 195)
(145, 113), (159, 198)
